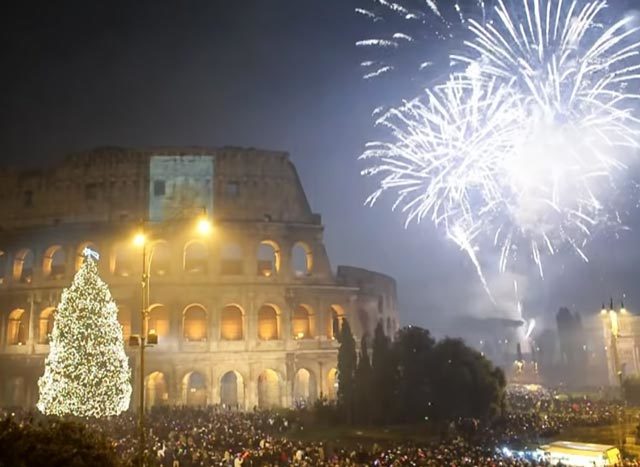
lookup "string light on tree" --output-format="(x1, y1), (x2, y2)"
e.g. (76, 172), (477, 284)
(37, 248), (132, 417)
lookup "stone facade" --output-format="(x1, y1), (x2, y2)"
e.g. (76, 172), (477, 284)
(0, 147), (399, 410)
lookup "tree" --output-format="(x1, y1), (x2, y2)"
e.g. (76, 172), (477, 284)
(0, 417), (121, 467)
(337, 319), (357, 424)
(429, 338), (505, 422)
(393, 326), (435, 423)
(354, 335), (373, 425)
(37, 253), (131, 417)
(371, 321), (396, 424)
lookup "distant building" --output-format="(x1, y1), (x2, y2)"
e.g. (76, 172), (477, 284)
(601, 305), (640, 386)
(0, 147), (399, 409)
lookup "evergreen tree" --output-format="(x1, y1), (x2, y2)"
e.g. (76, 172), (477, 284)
(37, 252), (132, 417)
(371, 321), (396, 424)
(337, 319), (357, 424)
(354, 335), (372, 425)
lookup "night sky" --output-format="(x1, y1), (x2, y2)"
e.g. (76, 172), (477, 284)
(3, 0), (640, 335)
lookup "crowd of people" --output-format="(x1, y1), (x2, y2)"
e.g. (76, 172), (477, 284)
(2, 386), (640, 466)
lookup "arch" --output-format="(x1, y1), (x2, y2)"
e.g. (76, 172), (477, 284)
(7, 308), (28, 345)
(147, 304), (170, 340)
(293, 368), (318, 406)
(149, 241), (171, 276)
(291, 242), (313, 277)
(292, 304), (313, 339)
(13, 249), (34, 284)
(111, 243), (133, 277)
(328, 305), (345, 339)
(76, 242), (99, 271)
(183, 304), (207, 342)
(184, 240), (208, 274)
(182, 371), (207, 406)
(118, 305), (132, 341)
(4, 376), (26, 407)
(327, 368), (338, 400)
(257, 304), (279, 340)
(38, 307), (55, 344)
(257, 369), (281, 408)
(221, 242), (243, 275)
(257, 240), (281, 277)
(145, 371), (168, 408)
(220, 370), (245, 409)
(221, 304), (244, 340)
(42, 245), (66, 279)
(0, 251), (6, 284)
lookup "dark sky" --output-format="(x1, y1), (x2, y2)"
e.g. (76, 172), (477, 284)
(2, 0), (640, 335)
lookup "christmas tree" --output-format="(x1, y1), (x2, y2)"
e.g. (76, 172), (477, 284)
(37, 249), (132, 417)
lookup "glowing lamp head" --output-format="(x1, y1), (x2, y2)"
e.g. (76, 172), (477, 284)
(133, 232), (146, 247)
(196, 217), (213, 236)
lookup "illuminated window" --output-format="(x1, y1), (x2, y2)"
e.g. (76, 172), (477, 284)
(258, 305), (279, 340)
(43, 245), (66, 279)
(257, 241), (280, 277)
(7, 308), (28, 345)
(292, 242), (313, 277)
(38, 308), (55, 344)
(148, 305), (170, 339)
(292, 305), (312, 339)
(183, 305), (207, 342)
(221, 305), (243, 340)
(13, 249), (34, 284)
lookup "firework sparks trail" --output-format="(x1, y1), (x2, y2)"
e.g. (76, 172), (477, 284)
(358, 0), (640, 286)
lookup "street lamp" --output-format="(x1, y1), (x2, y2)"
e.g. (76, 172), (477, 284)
(130, 213), (212, 466)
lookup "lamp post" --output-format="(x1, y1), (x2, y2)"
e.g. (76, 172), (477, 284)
(131, 213), (212, 466)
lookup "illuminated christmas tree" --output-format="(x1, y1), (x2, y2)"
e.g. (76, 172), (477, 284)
(37, 249), (132, 417)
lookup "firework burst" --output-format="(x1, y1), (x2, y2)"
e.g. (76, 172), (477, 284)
(360, 0), (640, 283)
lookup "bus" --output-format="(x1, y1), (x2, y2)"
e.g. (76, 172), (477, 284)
(540, 441), (622, 466)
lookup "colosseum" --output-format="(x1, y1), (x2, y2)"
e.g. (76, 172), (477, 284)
(0, 147), (399, 410)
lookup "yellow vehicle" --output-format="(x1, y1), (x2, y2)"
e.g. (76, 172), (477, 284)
(540, 441), (621, 466)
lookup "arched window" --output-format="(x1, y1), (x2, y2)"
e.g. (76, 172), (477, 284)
(327, 368), (338, 400)
(76, 242), (99, 271)
(221, 243), (243, 275)
(258, 305), (279, 340)
(148, 304), (170, 340)
(150, 241), (171, 276)
(145, 372), (168, 408)
(292, 305), (312, 339)
(220, 371), (245, 409)
(112, 244), (133, 277)
(7, 309), (28, 345)
(221, 305), (243, 340)
(38, 308), (55, 344)
(182, 371), (207, 406)
(328, 305), (345, 339)
(257, 369), (281, 408)
(183, 305), (207, 342)
(184, 241), (208, 274)
(0, 251), (7, 284)
(293, 368), (318, 405)
(257, 240), (280, 277)
(292, 242), (313, 277)
(43, 245), (66, 279)
(13, 249), (34, 284)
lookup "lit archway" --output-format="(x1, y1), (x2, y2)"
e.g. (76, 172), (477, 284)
(221, 305), (243, 340)
(257, 369), (281, 408)
(257, 240), (280, 277)
(150, 241), (171, 276)
(182, 371), (207, 406)
(292, 305), (312, 339)
(183, 304), (207, 342)
(293, 368), (318, 406)
(38, 307), (55, 344)
(328, 305), (345, 339)
(13, 249), (34, 284)
(221, 243), (243, 275)
(4, 377), (26, 407)
(258, 305), (279, 340)
(184, 240), (208, 274)
(327, 368), (338, 400)
(291, 242), (313, 277)
(76, 242), (99, 271)
(145, 372), (168, 408)
(220, 371), (245, 408)
(7, 308), (28, 345)
(43, 245), (66, 279)
(148, 304), (170, 340)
